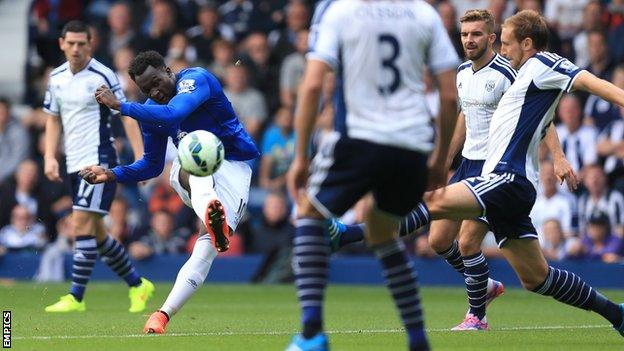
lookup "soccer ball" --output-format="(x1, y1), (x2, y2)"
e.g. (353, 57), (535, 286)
(178, 130), (225, 177)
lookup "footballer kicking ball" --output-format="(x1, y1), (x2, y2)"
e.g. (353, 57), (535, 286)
(178, 130), (225, 177)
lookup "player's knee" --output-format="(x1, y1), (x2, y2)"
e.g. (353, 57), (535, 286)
(428, 232), (453, 253)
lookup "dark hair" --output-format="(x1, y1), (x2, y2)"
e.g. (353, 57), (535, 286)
(503, 10), (549, 51)
(61, 20), (91, 40)
(128, 50), (166, 81)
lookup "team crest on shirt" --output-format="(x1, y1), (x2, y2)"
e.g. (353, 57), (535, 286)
(458, 82), (463, 90)
(178, 79), (196, 94)
(557, 60), (576, 74)
(485, 80), (495, 92)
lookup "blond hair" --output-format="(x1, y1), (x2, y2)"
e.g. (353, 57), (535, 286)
(503, 10), (549, 51)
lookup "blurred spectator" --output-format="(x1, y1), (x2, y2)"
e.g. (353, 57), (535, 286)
(451, 0), (490, 24)
(544, 0), (589, 40)
(259, 107), (295, 192)
(144, 0), (177, 56)
(0, 205), (47, 252)
(608, 2), (624, 63)
(249, 190), (292, 254)
(597, 103), (624, 192)
(415, 235), (437, 258)
(581, 211), (623, 262)
(34, 213), (72, 282)
(556, 94), (598, 174)
(279, 29), (308, 109)
(268, 1), (309, 65)
(518, 0), (563, 54)
(218, 0), (255, 42)
(578, 165), (624, 237)
(0, 159), (56, 239)
(584, 64), (624, 132)
(148, 163), (195, 230)
(101, 2), (143, 66)
(223, 64), (267, 141)
(541, 219), (572, 261)
(584, 30), (615, 81)
(208, 39), (236, 82)
(531, 161), (576, 239)
(165, 32), (197, 70)
(113, 47), (142, 101)
(438, 1), (463, 60)
(487, 0), (507, 43)
(129, 210), (189, 260)
(0, 98), (31, 183)
(187, 5), (235, 64)
(242, 32), (280, 113)
(30, 0), (84, 67)
(105, 196), (140, 246)
(573, 1), (604, 68)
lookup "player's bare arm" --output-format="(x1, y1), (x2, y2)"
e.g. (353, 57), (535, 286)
(95, 85), (121, 110)
(428, 68), (458, 191)
(286, 59), (330, 201)
(43, 112), (63, 182)
(445, 111), (466, 170)
(543, 123), (578, 191)
(574, 71), (624, 108)
(121, 116), (144, 161)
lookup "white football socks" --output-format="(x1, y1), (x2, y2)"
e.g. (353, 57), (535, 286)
(160, 234), (217, 317)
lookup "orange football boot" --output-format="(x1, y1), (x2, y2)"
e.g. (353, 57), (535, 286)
(144, 311), (169, 334)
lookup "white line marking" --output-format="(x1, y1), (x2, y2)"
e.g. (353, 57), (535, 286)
(12, 325), (611, 340)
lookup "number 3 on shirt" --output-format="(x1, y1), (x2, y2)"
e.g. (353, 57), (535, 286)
(378, 34), (401, 95)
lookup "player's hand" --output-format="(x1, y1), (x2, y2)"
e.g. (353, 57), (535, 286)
(95, 85), (121, 110)
(78, 165), (115, 184)
(44, 157), (62, 182)
(287, 156), (309, 201)
(552, 155), (578, 192)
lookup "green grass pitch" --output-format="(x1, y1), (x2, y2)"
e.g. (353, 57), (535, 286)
(1, 282), (623, 350)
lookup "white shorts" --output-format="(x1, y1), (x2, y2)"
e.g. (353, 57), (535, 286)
(170, 158), (252, 231)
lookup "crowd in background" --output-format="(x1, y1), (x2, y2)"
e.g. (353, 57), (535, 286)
(1, 0), (624, 267)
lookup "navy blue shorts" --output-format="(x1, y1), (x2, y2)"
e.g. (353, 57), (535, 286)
(461, 172), (538, 247)
(448, 157), (485, 184)
(307, 135), (428, 217)
(69, 171), (117, 214)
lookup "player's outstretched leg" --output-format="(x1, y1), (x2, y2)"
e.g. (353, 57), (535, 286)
(45, 235), (97, 312)
(329, 204), (431, 252)
(327, 218), (364, 251)
(503, 239), (624, 336)
(144, 234), (217, 334)
(97, 235), (155, 312)
(286, 218), (330, 351)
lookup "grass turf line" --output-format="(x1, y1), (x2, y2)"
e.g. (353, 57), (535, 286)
(1, 282), (622, 350)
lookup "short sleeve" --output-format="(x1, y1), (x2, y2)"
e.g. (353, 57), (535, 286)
(110, 73), (127, 103)
(426, 12), (460, 74)
(534, 57), (584, 92)
(43, 83), (60, 116)
(306, 1), (342, 70)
